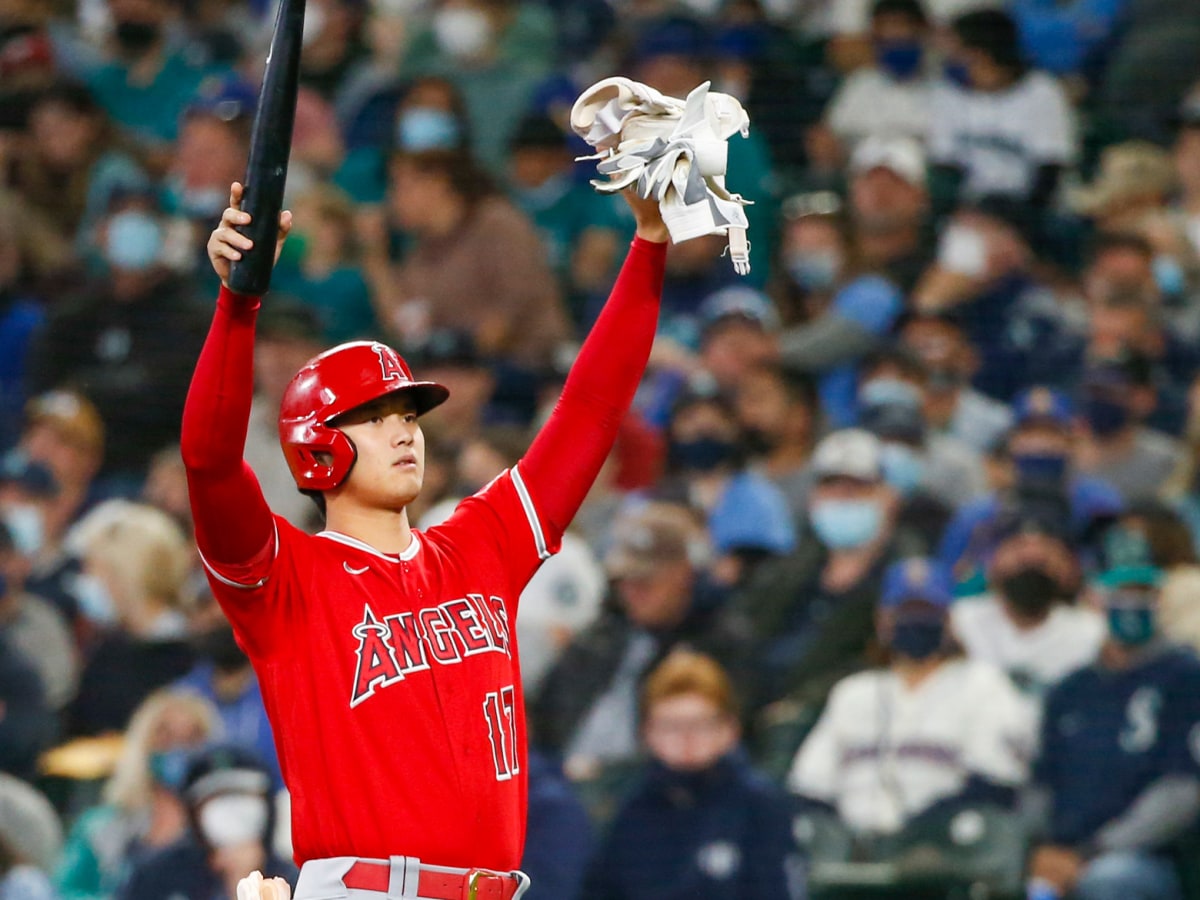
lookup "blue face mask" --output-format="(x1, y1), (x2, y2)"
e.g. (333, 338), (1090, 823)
(1013, 452), (1068, 487)
(73, 573), (117, 627)
(889, 614), (946, 660)
(3, 504), (43, 556)
(1083, 395), (1131, 438)
(396, 108), (462, 152)
(1106, 598), (1156, 646)
(943, 60), (972, 88)
(810, 498), (883, 550)
(881, 442), (924, 497)
(876, 40), (923, 79)
(148, 748), (192, 790)
(785, 251), (841, 292)
(105, 210), (164, 272)
(1153, 255), (1185, 298)
(671, 437), (737, 473)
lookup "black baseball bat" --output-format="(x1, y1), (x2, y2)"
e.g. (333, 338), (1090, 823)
(227, 0), (307, 296)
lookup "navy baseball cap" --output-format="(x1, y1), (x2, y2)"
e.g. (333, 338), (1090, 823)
(1012, 386), (1074, 429)
(634, 16), (713, 62)
(186, 76), (257, 123)
(880, 558), (954, 609)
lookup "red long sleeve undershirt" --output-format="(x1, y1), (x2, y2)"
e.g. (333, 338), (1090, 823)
(181, 236), (666, 568)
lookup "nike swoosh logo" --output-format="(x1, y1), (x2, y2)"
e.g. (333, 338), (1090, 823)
(343, 562), (370, 575)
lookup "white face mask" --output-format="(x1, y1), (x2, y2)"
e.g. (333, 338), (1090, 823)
(3, 504), (44, 557)
(301, 2), (328, 47)
(73, 572), (117, 627)
(198, 794), (270, 849)
(432, 7), (492, 60)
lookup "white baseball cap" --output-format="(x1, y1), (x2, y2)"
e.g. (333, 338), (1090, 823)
(812, 428), (884, 482)
(849, 135), (927, 189)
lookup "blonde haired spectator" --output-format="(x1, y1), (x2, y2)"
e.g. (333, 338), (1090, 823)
(55, 688), (219, 900)
(65, 502), (197, 736)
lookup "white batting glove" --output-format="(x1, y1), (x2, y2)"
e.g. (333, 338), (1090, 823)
(237, 870), (292, 900)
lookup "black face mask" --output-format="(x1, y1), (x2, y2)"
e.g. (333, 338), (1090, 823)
(670, 437), (737, 472)
(888, 615), (946, 660)
(741, 427), (777, 456)
(192, 625), (249, 672)
(999, 568), (1059, 617)
(114, 20), (161, 56)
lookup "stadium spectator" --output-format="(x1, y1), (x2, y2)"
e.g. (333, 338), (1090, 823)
(0, 514), (79, 712)
(55, 689), (219, 900)
(65, 501), (195, 736)
(951, 500), (1104, 695)
(823, 0), (937, 152)
(1027, 554), (1200, 900)
(898, 311), (1014, 453)
(0, 195), (51, 452)
(928, 9), (1075, 211)
(734, 361), (819, 527)
(788, 559), (1035, 836)
(370, 147), (568, 371)
(1074, 355), (1183, 503)
(0, 631), (53, 781)
(1172, 91), (1200, 258)
(25, 193), (208, 488)
(521, 750), (593, 900)
(532, 502), (756, 779)
(736, 429), (907, 707)
(0, 831), (56, 900)
(117, 744), (296, 900)
(585, 651), (802, 899)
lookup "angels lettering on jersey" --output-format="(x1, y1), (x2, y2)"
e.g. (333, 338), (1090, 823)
(350, 594), (512, 707)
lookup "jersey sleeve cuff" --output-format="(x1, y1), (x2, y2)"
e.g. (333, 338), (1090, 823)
(511, 464), (556, 561)
(198, 521), (278, 589)
(217, 283), (262, 315)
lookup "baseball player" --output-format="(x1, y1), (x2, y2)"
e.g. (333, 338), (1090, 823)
(181, 181), (668, 900)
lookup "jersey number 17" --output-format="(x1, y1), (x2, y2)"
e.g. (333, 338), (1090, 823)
(483, 685), (519, 781)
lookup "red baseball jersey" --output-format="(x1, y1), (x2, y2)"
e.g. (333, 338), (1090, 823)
(202, 467), (556, 870)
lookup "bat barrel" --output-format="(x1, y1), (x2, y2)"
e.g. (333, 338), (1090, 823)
(227, 0), (306, 297)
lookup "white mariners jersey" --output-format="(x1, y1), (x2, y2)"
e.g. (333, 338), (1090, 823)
(787, 658), (1036, 834)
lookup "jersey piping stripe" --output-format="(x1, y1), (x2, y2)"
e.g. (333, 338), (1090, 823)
(511, 464), (551, 561)
(197, 522), (278, 590)
(316, 530), (422, 562)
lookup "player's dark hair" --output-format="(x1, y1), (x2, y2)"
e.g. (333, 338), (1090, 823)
(302, 489), (326, 521)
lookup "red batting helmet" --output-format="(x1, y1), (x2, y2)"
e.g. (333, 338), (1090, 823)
(278, 341), (449, 491)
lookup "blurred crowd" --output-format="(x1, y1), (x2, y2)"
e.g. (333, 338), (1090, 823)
(4, 0), (1200, 898)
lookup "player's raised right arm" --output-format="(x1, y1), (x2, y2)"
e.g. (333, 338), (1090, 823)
(181, 183), (291, 573)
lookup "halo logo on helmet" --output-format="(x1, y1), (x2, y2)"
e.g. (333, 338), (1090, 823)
(278, 341), (449, 492)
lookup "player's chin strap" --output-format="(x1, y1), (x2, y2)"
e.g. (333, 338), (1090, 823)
(571, 77), (753, 276)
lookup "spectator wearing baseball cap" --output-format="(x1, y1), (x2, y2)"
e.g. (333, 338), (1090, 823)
(532, 501), (757, 782)
(951, 498), (1104, 696)
(788, 557), (1035, 837)
(847, 134), (934, 293)
(733, 429), (907, 709)
(586, 650), (800, 899)
(1073, 355), (1183, 504)
(938, 386), (1125, 588)
(1026, 536), (1200, 900)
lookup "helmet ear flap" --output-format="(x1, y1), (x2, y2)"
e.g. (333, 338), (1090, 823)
(282, 423), (357, 491)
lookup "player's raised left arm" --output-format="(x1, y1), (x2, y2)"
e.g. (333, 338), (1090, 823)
(518, 191), (668, 538)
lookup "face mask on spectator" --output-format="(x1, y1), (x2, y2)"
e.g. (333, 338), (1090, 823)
(937, 223), (987, 277)
(177, 185), (230, 220)
(999, 568), (1059, 617)
(149, 747), (191, 790)
(943, 60), (971, 88)
(301, 1), (327, 47)
(888, 611), (945, 660)
(876, 40), (923, 80)
(881, 442), (924, 497)
(1083, 394), (1131, 437)
(433, 7), (492, 60)
(74, 572), (117, 626)
(785, 250), (841, 292)
(926, 367), (966, 393)
(810, 498), (883, 550)
(3, 504), (43, 556)
(671, 437), (737, 472)
(1153, 254), (1185, 297)
(1012, 452), (1068, 487)
(113, 20), (160, 56)
(198, 794), (270, 849)
(859, 377), (922, 411)
(396, 108), (462, 152)
(1105, 591), (1157, 646)
(105, 210), (164, 272)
